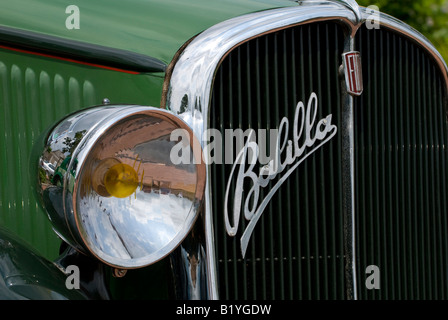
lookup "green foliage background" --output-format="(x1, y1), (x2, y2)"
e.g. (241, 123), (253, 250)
(357, 0), (448, 63)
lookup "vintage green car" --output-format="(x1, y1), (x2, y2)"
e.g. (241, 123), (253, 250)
(0, 0), (447, 300)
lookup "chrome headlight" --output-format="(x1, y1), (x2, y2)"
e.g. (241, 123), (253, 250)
(36, 105), (205, 269)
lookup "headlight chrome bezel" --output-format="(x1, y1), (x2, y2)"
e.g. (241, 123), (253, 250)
(36, 105), (205, 269)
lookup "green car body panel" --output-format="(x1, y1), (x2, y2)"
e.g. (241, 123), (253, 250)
(0, 0), (296, 299)
(0, 0), (296, 64)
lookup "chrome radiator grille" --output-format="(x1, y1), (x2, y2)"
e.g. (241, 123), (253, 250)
(354, 25), (448, 299)
(210, 21), (346, 299)
(209, 19), (448, 300)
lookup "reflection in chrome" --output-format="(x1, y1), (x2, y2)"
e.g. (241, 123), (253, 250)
(340, 0), (362, 21)
(78, 191), (194, 261)
(36, 105), (205, 269)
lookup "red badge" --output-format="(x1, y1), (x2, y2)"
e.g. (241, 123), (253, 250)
(343, 51), (363, 96)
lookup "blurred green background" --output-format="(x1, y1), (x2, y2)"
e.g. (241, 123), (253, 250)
(357, 0), (448, 62)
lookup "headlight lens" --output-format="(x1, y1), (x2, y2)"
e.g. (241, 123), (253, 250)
(36, 105), (205, 269)
(102, 162), (139, 198)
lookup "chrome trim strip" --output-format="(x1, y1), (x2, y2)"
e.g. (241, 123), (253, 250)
(342, 0), (362, 22)
(166, 4), (359, 131)
(203, 173), (217, 298)
(341, 35), (358, 301)
(0, 25), (167, 73)
(165, 1), (448, 300)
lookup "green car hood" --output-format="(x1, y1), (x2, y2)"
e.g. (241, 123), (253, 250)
(0, 0), (297, 65)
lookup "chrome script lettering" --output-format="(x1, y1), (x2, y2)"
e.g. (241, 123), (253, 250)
(224, 92), (337, 257)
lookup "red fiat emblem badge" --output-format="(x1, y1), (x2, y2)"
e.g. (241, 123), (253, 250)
(343, 51), (363, 96)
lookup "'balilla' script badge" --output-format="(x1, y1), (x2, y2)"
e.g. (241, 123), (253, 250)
(224, 92), (338, 257)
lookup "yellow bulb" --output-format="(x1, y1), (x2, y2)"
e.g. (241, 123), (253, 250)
(104, 163), (139, 198)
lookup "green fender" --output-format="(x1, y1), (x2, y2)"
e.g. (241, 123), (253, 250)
(0, 226), (86, 300)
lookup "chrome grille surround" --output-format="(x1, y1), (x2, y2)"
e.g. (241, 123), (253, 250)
(164, 1), (448, 299)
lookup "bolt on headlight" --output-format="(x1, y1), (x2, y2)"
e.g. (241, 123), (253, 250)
(35, 105), (205, 269)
